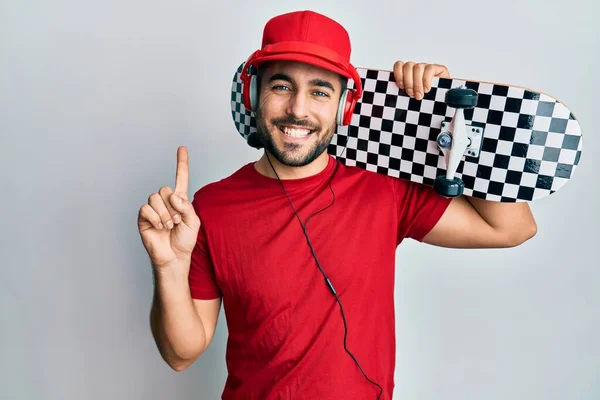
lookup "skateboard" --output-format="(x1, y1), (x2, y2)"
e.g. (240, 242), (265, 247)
(230, 62), (583, 202)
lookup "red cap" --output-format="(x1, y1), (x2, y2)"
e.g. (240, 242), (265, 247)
(243, 10), (362, 95)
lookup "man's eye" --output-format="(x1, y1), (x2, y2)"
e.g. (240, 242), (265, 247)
(314, 91), (329, 97)
(273, 85), (290, 91)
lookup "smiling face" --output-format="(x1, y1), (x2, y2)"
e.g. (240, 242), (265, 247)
(254, 60), (346, 168)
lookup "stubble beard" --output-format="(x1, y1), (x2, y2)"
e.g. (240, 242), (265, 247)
(254, 107), (336, 167)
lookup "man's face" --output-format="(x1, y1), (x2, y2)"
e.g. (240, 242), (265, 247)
(254, 60), (343, 167)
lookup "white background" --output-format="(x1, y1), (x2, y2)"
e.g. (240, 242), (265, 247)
(1, 0), (598, 399)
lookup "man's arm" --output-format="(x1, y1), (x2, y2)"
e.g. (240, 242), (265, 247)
(392, 60), (537, 248)
(150, 257), (222, 371)
(421, 195), (537, 248)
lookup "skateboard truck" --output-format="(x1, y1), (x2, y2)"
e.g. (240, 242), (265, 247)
(434, 85), (480, 198)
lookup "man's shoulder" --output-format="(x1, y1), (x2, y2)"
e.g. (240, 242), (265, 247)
(338, 161), (445, 200)
(337, 161), (399, 189)
(192, 162), (254, 204)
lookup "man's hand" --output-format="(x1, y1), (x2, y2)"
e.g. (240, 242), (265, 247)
(393, 61), (450, 100)
(137, 146), (202, 270)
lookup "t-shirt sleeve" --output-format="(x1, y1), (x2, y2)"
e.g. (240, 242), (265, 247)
(188, 197), (222, 300)
(391, 178), (452, 244)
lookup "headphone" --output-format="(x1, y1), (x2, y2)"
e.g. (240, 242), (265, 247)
(239, 48), (363, 126)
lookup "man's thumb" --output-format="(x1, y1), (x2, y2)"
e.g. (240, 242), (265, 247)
(170, 193), (201, 229)
(171, 193), (191, 216)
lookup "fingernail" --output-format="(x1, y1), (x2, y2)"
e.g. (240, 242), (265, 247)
(166, 220), (174, 229)
(406, 88), (413, 96)
(158, 222), (164, 229)
(173, 214), (181, 223)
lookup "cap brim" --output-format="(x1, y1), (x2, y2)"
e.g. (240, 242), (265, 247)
(251, 53), (353, 80)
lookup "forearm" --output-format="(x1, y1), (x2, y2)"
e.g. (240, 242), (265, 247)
(150, 258), (206, 370)
(465, 196), (537, 245)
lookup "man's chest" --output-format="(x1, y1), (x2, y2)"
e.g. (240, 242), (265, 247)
(206, 193), (398, 319)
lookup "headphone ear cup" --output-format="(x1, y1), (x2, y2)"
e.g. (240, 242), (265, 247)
(242, 70), (258, 111)
(249, 75), (258, 111)
(337, 89), (349, 125)
(337, 89), (357, 126)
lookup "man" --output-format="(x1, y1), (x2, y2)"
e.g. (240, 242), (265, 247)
(137, 10), (537, 400)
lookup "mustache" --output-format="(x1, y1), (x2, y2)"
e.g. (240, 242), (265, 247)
(271, 116), (319, 130)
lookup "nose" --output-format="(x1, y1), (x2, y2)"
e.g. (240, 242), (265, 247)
(285, 91), (309, 120)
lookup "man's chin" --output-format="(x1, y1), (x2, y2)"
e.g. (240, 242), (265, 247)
(268, 143), (329, 167)
(269, 150), (314, 167)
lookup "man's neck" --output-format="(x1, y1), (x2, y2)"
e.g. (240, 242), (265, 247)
(254, 151), (330, 180)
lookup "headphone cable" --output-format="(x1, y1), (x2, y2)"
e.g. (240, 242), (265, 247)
(265, 143), (383, 400)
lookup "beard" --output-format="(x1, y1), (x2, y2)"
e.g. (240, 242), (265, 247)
(254, 107), (336, 167)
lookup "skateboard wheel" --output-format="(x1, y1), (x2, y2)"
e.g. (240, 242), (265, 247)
(445, 87), (478, 109)
(437, 133), (452, 148)
(433, 176), (464, 197)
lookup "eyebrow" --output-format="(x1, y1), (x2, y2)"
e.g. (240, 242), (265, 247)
(268, 73), (336, 92)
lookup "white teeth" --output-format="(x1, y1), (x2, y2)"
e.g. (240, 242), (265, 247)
(282, 127), (311, 138)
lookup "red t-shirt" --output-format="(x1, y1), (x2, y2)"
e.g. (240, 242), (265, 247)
(189, 155), (451, 399)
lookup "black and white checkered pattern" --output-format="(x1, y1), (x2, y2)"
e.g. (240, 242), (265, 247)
(230, 62), (583, 202)
(231, 63), (257, 140)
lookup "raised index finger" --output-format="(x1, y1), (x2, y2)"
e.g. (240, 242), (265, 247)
(175, 146), (189, 199)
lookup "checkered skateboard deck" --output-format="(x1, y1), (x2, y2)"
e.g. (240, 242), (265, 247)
(230, 62), (583, 202)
